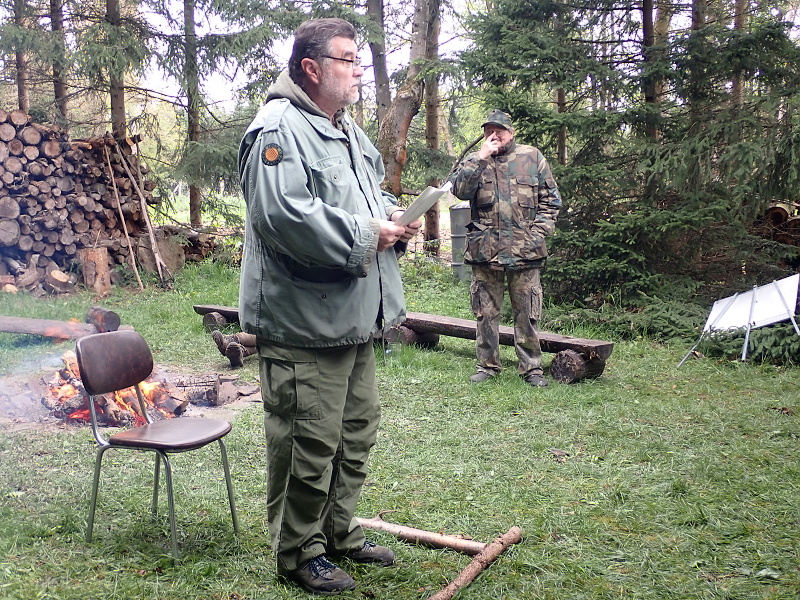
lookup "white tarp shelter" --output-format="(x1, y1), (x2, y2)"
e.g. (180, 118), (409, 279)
(678, 274), (800, 365)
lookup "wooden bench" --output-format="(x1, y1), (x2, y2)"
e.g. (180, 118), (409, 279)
(192, 305), (613, 383)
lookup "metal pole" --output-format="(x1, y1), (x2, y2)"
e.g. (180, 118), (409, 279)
(774, 280), (800, 336)
(678, 292), (740, 367)
(741, 286), (758, 361)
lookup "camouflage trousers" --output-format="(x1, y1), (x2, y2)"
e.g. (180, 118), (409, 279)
(470, 264), (543, 378)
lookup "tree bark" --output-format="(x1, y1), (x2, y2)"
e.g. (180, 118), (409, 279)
(377, 0), (434, 195)
(50, 0), (69, 127)
(366, 0), (392, 123)
(107, 0), (126, 138)
(77, 247), (111, 297)
(13, 0), (30, 113)
(422, 0), (441, 255)
(731, 0), (748, 106)
(184, 0), (203, 227)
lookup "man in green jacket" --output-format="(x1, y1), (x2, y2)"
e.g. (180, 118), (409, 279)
(238, 18), (421, 595)
(449, 110), (561, 388)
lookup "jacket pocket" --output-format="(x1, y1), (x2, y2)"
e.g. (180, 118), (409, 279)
(464, 222), (496, 263)
(521, 230), (548, 262)
(476, 171), (496, 211)
(514, 174), (538, 219)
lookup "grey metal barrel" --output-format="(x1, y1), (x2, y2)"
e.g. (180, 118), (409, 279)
(449, 201), (471, 281)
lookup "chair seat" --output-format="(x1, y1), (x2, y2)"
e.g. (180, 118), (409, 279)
(109, 418), (232, 451)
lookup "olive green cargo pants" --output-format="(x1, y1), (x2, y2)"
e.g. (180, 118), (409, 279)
(470, 264), (543, 377)
(257, 339), (379, 575)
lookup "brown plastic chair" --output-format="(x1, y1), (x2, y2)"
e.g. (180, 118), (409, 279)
(76, 329), (239, 559)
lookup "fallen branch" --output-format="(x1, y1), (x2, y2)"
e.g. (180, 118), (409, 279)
(357, 514), (486, 556)
(427, 526), (522, 600)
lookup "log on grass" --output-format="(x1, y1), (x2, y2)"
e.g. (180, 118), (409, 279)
(375, 324), (440, 349)
(356, 515), (486, 556)
(404, 312), (614, 361)
(85, 305), (121, 332)
(550, 349), (606, 384)
(193, 304), (241, 323)
(202, 311), (228, 331)
(0, 316), (96, 339)
(427, 526), (523, 600)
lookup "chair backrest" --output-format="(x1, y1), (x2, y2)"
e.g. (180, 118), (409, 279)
(76, 330), (154, 396)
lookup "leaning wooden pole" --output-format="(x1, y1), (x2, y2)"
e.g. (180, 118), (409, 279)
(102, 145), (144, 290)
(427, 526), (522, 600)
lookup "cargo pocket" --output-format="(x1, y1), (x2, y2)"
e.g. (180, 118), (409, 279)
(464, 222), (496, 263)
(261, 358), (321, 420)
(530, 284), (542, 321)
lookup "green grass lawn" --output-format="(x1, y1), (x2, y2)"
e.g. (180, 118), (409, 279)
(1, 260), (798, 599)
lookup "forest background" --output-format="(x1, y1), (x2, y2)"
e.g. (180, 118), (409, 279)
(3, 0), (800, 359)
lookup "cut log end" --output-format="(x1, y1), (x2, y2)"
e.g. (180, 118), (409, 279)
(550, 349), (606, 383)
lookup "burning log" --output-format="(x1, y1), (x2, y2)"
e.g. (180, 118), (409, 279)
(0, 307), (123, 340)
(0, 315), (96, 339)
(43, 351), (189, 425)
(426, 527), (522, 600)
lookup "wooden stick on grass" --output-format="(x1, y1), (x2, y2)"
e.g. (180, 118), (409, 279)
(356, 514), (486, 556)
(427, 526), (522, 600)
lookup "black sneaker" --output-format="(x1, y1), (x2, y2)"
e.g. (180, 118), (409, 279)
(287, 555), (355, 595)
(339, 541), (395, 566)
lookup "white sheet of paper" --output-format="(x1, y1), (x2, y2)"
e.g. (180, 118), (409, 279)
(396, 181), (453, 226)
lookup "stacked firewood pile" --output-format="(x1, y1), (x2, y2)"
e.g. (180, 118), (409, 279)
(0, 107), (156, 294)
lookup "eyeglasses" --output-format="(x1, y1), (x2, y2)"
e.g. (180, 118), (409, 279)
(320, 55), (362, 68)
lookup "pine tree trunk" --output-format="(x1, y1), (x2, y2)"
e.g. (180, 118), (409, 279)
(107, 0), (126, 138)
(13, 0), (29, 113)
(50, 0), (69, 127)
(184, 0), (202, 227)
(422, 0), (441, 256)
(366, 0), (392, 124)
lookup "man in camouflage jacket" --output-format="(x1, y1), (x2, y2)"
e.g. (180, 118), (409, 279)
(449, 110), (561, 387)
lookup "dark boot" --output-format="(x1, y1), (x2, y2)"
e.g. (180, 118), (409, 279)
(336, 540), (395, 566)
(225, 342), (245, 368)
(287, 555), (355, 595)
(212, 330), (237, 356)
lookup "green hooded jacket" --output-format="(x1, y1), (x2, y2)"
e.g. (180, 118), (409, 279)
(237, 71), (406, 347)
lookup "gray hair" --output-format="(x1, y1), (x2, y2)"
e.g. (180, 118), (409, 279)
(288, 18), (357, 87)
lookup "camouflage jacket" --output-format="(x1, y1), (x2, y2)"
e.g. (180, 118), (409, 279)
(449, 140), (561, 269)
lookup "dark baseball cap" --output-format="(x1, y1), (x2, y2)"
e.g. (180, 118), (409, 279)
(481, 109), (513, 130)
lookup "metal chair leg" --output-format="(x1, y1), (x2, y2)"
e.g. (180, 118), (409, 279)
(152, 452), (161, 516)
(86, 445), (110, 542)
(159, 451), (179, 560)
(217, 439), (239, 533)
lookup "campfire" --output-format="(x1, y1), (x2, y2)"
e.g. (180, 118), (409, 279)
(42, 351), (188, 427)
